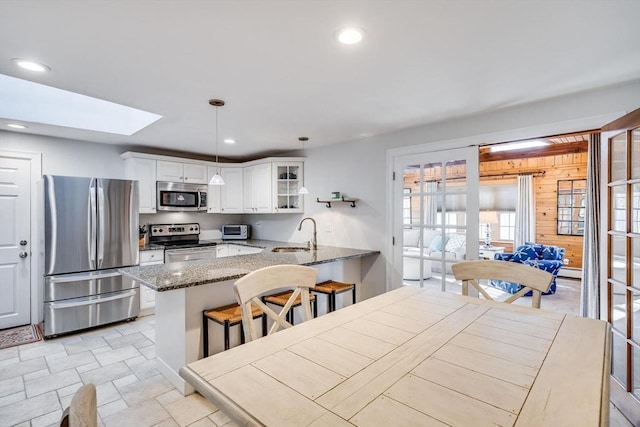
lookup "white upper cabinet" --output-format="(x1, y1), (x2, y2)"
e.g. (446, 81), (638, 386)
(206, 166), (222, 213)
(121, 152), (304, 215)
(244, 163), (272, 213)
(220, 167), (243, 214)
(157, 161), (207, 184)
(123, 157), (157, 214)
(273, 162), (304, 213)
(183, 163), (208, 183)
(156, 160), (183, 182)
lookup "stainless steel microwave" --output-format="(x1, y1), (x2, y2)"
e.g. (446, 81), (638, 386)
(156, 181), (208, 212)
(221, 224), (250, 240)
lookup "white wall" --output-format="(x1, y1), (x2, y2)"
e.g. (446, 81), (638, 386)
(0, 131), (126, 178)
(245, 80), (640, 298)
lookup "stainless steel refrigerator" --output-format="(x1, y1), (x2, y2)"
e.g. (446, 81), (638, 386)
(43, 175), (140, 337)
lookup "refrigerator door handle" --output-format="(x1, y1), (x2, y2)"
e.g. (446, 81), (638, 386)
(48, 271), (123, 283)
(89, 178), (97, 269)
(97, 179), (105, 268)
(48, 289), (137, 309)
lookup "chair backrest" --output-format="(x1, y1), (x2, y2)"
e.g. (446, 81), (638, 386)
(234, 265), (318, 342)
(452, 260), (553, 308)
(59, 383), (97, 427)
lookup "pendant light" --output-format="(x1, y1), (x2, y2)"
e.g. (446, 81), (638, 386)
(208, 99), (225, 185)
(298, 136), (309, 195)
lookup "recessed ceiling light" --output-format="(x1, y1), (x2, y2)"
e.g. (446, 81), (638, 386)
(7, 123), (27, 129)
(12, 58), (50, 72)
(490, 140), (549, 153)
(223, 139), (236, 144)
(337, 27), (364, 45)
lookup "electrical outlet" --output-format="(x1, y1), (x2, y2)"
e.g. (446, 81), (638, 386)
(325, 223), (332, 233)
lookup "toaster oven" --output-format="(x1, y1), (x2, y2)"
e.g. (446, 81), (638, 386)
(221, 224), (250, 240)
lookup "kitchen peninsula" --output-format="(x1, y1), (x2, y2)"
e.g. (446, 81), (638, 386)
(120, 240), (379, 394)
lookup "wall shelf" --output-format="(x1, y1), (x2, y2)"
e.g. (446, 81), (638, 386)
(316, 197), (358, 208)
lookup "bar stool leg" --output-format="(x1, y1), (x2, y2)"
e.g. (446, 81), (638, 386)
(352, 285), (356, 306)
(223, 320), (231, 351)
(313, 298), (318, 318)
(202, 311), (209, 357)
(239, 322), (245, 345)
(261, 313), (267, 337)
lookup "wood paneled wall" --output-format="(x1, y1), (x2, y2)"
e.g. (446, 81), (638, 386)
(480, 152), (588, 269)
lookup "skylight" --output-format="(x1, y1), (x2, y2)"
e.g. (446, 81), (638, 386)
(489, 140), (548, 153)
(0, 74), (162, 135)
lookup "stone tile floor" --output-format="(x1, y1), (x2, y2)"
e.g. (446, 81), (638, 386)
(0, 315), (235, 427)
(0, 310), (634, 427)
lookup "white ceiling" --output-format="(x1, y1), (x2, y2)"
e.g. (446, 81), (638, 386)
(0, 0), (638, 160)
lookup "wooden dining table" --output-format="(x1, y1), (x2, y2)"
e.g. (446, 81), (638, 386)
(180, 285), (611, 426)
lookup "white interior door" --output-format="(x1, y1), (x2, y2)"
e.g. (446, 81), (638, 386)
(0, 156), (31, 329)
(392, 147), (479, 292)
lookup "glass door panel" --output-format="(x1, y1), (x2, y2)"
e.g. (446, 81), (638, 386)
(603, 109), (640, 422)
(394, 147), (478, 293)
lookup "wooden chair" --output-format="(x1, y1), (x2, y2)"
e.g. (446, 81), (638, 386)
(451, 260), (553, 309)
(59, 383), (97, 427)
(312, 280), (356, 312)
(262, 290), (317, 325)
(234, 265), (318, 342)
(202, 303), (266, 356)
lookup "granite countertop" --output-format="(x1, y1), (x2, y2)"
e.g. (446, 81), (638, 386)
(139, 243), (165, 251)
(121, 239), (379, 292)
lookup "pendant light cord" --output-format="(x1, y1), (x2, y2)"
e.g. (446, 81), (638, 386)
(215, 106), (219, 173)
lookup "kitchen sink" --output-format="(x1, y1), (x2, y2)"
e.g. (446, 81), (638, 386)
(271, 247), (310, 253)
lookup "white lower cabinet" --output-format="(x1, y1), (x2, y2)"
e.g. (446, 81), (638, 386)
(228, 244), (263, 256)
(139, 249), (164, 314)
(216, 244), (263, 258)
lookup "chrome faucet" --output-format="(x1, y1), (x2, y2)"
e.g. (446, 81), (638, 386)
(298, 217), (317, 250)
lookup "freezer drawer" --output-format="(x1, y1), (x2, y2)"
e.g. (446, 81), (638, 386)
(44, 269), (136, 302)
(43, 288), (139, 337)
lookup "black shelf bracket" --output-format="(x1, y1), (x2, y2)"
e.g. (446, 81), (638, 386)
(316, 197), (357, 208)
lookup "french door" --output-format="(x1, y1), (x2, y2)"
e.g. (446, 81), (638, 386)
(603, 108), (640, 424)
(392, 147), (479, 292)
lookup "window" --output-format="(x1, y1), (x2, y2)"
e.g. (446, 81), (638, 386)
(403, 188), (411, 224)
(499, 212), (516, 240)
(557, 179), (586, 235)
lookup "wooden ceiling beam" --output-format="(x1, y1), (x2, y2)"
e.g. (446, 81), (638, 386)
(480, 140), (588, 162)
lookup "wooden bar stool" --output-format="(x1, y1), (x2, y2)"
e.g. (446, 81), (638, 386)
(312, 280), (356, 312)
(263, 290), (317, 325)
(202, 303), (266, 357)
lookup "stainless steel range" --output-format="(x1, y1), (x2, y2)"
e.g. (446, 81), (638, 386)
(149, 223), (217, 262)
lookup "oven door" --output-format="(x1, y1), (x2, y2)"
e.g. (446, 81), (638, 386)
(165, 247), (217, 262)
(157, 182), (206, 212)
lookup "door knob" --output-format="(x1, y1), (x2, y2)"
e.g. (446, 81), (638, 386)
(19, 251), (28, 258)
(20, 240), (28, 246)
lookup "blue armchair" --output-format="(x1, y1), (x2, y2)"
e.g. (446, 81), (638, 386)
(492, 243), (565, 295)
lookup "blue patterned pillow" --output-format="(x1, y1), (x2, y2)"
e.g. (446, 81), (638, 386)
(541, 246), (559, 260)
(512, 245), (537, 262)
(429, 235), (444, 251)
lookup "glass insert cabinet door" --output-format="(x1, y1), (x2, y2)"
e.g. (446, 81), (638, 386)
(274, 162), (303, 213)
(393, 147), (479, 293)
(603, 108), (640, 424)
